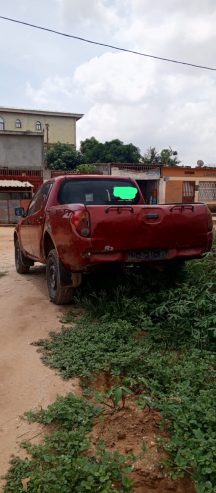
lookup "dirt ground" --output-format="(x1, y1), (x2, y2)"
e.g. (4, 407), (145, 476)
(0, 227), (80, 491)
(88, 374), (195, 493)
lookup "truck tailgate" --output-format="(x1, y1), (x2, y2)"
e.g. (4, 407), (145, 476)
(87, 203), (209, 253)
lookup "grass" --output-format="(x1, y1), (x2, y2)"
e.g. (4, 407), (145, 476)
(4, 252), (216, 493)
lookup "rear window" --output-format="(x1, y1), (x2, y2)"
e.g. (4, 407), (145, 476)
(58, 179), (140, 205)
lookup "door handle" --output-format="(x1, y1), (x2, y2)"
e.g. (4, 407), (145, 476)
(145, 213), (159, 220)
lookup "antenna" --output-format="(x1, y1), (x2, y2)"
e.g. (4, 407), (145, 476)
(197, 160), (204, 168)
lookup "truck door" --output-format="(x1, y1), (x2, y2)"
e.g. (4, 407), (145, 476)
(19, 182), (52, 259)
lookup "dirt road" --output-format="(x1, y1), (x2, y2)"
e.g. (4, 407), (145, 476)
(0, 227), (80, 490)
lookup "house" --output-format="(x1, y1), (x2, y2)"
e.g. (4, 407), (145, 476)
(161, 165), (216, 211)
(109, 163), (160, 204)
(103, 163), (216, 211)
(0, 107), (83, 168)
(0, 107), (83, 223)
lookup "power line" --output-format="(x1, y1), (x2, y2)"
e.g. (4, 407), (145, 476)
(0, 14), (216, 72)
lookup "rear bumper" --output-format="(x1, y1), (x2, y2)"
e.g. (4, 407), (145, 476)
(88, 247), (207, 264)
(69, 245), (211, 271)
(63, 230), (213, 271)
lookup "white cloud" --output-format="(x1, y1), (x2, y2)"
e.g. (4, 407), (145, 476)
(26, 77), (74, 108)
(74, 52), (156, 104)
(74, 51), (216, 164)
(2, 0), (216, 165)
(57, 0), (119, 33)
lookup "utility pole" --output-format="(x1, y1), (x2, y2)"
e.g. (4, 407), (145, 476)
(45, 123), (49, 151)
(44, 123), (49, 171)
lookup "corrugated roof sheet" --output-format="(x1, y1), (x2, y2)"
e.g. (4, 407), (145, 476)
(0, 180), (33, 188)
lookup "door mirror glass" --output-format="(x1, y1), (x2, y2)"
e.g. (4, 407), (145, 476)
(14, 207), (26, 217)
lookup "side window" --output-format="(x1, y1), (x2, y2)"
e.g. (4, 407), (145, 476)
(27, 182), (52, 216)
(15, 119), (22, 128)
(36, 121), (42, 131)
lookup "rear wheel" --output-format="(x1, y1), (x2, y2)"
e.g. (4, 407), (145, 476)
(15, 239), (30, 274)
(46, 249), (74, 305)
(164, 259), (185, 273)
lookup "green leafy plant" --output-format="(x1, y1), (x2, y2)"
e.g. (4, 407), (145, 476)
(6, 250), (216, 493)
(96, 386), (133, 410)
(25, 393), (100, 430)
(75, 163), (97, 174)
(4, 395), (133, 493)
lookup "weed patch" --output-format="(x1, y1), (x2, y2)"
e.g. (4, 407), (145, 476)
(5, 254), (216, 492)
(4, 395), (132, 493)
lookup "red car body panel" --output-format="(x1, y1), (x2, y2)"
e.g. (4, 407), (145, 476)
(15, 175), (213, 273)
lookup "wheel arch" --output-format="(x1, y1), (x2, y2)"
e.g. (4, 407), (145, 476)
(14, 231), (18, 244)
(43, 231), (57, 260)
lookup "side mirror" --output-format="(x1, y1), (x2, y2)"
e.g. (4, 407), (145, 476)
(15, 207), (26, 217)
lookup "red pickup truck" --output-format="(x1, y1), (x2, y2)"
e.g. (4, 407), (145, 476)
(14, 175), (213, 304)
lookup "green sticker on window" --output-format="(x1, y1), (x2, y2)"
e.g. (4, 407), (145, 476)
(113, 186), (137, 200)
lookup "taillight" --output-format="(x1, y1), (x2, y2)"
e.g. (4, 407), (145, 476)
(207, 208), (213, 232)
(71, 210), (90, 237)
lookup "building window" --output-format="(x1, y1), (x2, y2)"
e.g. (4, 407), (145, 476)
(199, 182), (216, 201)
(182, 181), (195, 203)
(15, 119), (22, 128)
(0, 116), (5, 130)
(36, 121), (42, 131)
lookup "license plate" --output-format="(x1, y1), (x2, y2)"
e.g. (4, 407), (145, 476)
(127, 249), (168, 261)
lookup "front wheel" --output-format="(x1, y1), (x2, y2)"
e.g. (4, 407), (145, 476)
(15, 239), (30, 274)
(46, 249), (74, 305)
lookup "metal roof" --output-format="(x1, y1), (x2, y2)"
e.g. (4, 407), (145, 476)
(0, 180), (33, 188)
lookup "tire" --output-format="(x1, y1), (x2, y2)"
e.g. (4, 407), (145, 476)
(162, 260), (185, 282)
(164, 259), (185, 273)
(15, 239), (30, 274)
(46, 249), (74, 305)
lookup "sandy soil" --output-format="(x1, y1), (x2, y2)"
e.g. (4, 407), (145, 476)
(0, 227), (80, 491)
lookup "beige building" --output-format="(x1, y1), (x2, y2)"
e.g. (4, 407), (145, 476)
(0, 107), (83, 150)
(0, 107), (83, 223)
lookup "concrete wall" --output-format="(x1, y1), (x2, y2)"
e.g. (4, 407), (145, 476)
(0, 111), (76, 146)
(0, 134), (43, 168)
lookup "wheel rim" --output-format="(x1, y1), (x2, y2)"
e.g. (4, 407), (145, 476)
(49, 262), (57, 290)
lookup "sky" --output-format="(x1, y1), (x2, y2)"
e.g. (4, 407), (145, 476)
(0, 0), (216, 165)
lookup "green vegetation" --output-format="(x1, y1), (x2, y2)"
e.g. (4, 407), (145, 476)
(4, 394), (132, 493)
(25, 393), (100, 430)
(46, 142), (83, 170)
(46, 139), (180, 170)
(143, 146), (180, 166)
(4, 253), (216, 492)
(80, 137), (141, 164)
(76, 163), (97, 174)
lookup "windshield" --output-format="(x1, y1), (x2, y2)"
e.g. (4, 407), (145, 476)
(58, 179), (140, 205)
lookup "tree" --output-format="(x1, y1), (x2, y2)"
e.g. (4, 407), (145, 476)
(76, 163), (97, 174)
(160, 148), (180, 166)
(46, 142), (83, 170)
(80, 137), (141, 164)
(142, 147), (159, 164)
(143, 146), (180, 166)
